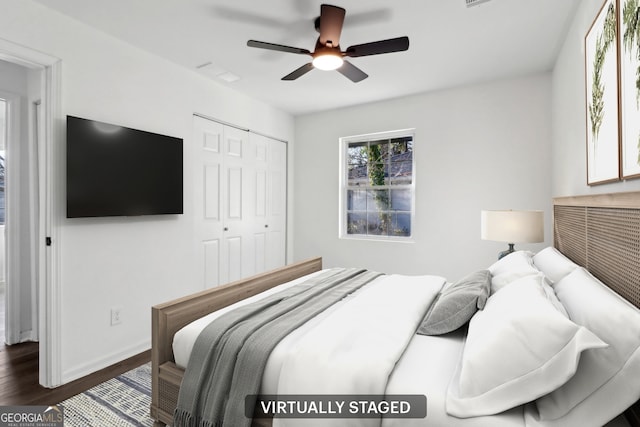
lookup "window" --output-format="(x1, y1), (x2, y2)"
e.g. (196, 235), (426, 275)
(340, 129), (415, 240)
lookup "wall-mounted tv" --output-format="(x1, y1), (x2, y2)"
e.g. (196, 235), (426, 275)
(66, 115), (183, 218)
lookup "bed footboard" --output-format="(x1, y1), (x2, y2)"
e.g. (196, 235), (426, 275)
(150, 257), (323, 426)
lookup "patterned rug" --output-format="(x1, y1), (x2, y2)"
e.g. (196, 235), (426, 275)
(60, 362), (155, 426)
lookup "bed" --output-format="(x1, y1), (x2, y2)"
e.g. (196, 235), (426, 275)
(151, 191), (640, 427)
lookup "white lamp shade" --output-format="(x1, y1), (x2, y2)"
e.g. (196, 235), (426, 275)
(481, 210), (544, 243)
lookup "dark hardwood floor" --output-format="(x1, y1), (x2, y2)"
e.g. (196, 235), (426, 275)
(0, 342), (150, 405)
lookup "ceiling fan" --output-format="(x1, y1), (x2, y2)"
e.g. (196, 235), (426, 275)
(246, 4), (409, 83)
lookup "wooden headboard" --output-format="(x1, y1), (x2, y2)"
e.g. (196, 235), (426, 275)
(553, 191), (640, 309)
(553, 191), (640, 426)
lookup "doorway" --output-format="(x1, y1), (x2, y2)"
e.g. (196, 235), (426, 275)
(0, 38), (62, 387)
(0, 59), (41, 347)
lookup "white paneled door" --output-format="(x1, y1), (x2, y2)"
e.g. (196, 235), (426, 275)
(266, 135), (287, 270)
(194, 116), (224, 288)
(193, 115), (286, 289)
(220, 125), (250, 283)
(250, 133), (287, 272)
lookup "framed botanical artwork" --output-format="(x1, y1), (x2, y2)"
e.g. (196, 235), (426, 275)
(585, 0), (620, 185)
(620, 0), (640, 179)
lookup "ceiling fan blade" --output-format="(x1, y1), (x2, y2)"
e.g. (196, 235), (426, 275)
(344, 36), (410, 57)
(282, 63), (314, 80)
(336, 60), (368, 83)
(247, 40), (311, 55)
(319, 4), (346, 46)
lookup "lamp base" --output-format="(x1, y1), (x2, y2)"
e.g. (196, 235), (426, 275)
(498, 243), (515, 260)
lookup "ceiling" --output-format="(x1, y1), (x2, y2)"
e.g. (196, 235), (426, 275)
(34, 0), (580, 116)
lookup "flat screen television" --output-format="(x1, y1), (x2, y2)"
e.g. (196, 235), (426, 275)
(66, 115), (183, 218)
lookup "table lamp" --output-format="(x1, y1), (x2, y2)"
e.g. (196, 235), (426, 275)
(481, 210), (544, 259)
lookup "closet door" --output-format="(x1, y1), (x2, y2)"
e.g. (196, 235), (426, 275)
(266, 137), (287, 270)
(249, 133), (287, 272)
(193, 115), (286, 288)
(250, 133), (270, 274)
(220, 125), (252, 283)
(193, 116), (224, 288)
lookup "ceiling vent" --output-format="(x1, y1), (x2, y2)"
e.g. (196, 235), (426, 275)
(196, 61), (240, 83)
(466, 0), (492, 7)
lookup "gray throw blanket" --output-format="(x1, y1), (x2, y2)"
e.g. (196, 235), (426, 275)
(174, 268), (383, 427)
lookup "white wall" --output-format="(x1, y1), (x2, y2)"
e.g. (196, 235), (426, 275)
(0, 0), (295, 383)
(552, 0), (640, 196)
(294, 73), (552, 280)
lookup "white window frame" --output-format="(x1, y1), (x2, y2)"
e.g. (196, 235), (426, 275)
(339, 128), (416, 242)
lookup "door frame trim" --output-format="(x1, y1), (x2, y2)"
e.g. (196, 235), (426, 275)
(0, 37), (62, 387)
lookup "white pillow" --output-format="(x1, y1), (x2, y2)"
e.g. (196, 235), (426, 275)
(446, 274), (607, 418)
(540, 279), (569, 318)
(533, 247), (579, 284)
(487, 250), (539, 293)
(526, 267), (640, 427)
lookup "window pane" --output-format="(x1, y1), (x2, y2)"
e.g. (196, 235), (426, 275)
(389, 213), (411, 236)
(348, 162), (368, 186)
(347, 212), (367, 234)
(390, 137), (412, 185)
(367, 211), (390, 236)
(368, 140), (389, 164)
(348, 142), (368, 186)
(390, 161), (412, 184)
(369, 141), (389, 185)
(368, 189), (390, 211)
(347, 189), (367, 211)
(390, 137), (412, 155)
(367, 162), (388, 185)
(348, 142), (368, 165)
(390, 189), (411, 211)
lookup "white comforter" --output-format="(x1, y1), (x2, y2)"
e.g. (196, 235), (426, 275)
(273, 274), (445, 427)
(173, 271), (528, 427)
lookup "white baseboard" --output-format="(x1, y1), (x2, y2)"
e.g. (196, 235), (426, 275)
(60, 339), (150, 386)
(19, 330), (36, 342)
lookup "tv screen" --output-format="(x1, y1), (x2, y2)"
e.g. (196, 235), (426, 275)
(66, 115), (183, 218)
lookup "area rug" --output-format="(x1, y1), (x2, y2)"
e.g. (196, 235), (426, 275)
(60, 362), (154, 426)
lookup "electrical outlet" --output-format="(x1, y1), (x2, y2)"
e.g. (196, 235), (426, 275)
(110, 306), (123, 326)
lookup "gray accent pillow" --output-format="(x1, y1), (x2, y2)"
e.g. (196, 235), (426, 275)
(417, 270), (491, 336)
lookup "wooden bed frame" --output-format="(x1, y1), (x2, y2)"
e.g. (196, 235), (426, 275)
(150, 257), (323, 427)
(150, 191), (640, 427)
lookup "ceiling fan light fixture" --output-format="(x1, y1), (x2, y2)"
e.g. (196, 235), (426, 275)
(246, 4), (409, 82)
(312, 53), (344, 70)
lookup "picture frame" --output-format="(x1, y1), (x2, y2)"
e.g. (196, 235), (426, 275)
(585, 0), (620, 185)
(619, 0), (640, 179)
